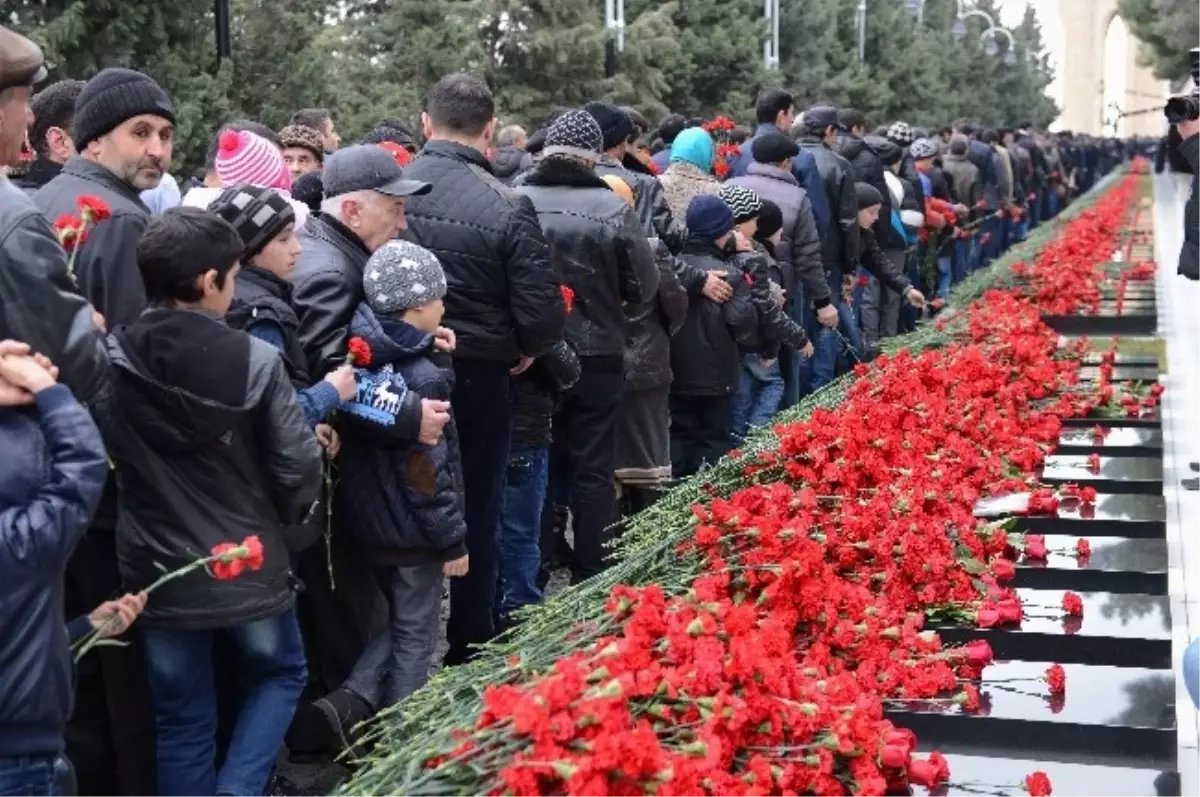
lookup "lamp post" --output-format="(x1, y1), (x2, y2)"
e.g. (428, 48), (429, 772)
(856, 0), (867, 64)
(763, 0), (780, 70)
(604, 0), (625, 77)
(214, 0), (231, 60)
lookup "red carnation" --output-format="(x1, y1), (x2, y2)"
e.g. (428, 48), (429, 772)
(1150, 383), (1164, 397)
(1087, 453), (1101, 474)
(347, 336), (372, 367)
(990, 557), (1016, 581)
(560, 285), (576, 314)
(961, 683), (982, 711)
(1024, 771), (1053, 796)
(209, 535), (265, 581)
(1075, 538), (1091, 558)
(76, 194), (112, 222)
(963, 639), (994, 667)
(1044, 663), (1066, 695)
(1062, 591), (1083, 617)
(907, 755), (947, 787)
(976, 607), (1001, 627)
(1080, 486), (1097, 504)
(1024, 534), (1048, 560)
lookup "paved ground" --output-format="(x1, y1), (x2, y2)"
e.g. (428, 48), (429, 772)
(273, 566), (572, 795)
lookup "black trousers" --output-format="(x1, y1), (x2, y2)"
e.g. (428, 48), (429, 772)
(545, 358), (623, 584)
(670, 393), (733, 479)
(445, 359), (512, 666)
(63, 527), (158, 796)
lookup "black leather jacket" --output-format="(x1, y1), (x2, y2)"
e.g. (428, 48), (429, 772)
(33, 157), (151, 329)
(670, 237), (759, 397)
(624, 240), (688, 392)
(797, 135), (860, 279)
(836, 133), (899, 249)
(403, 140), (565, 363)
(510, 340), (582, 449)
(0, 178), (107, 403)
(515, 157), (658, 357)
(291, 215), (425, 439)
(594, 154), (687, 254)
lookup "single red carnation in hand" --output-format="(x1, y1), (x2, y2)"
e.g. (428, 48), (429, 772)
(1024, 770), (1053, 796)
(77, 194), (112, 222)
(1062, 591), (1084, 617)
(1044, 663), (1066, 695)
(242, 535), (265, 570)
(209, 542), (247, 581)
(347, 336), (372, 367)
(560, 285), (575, 314)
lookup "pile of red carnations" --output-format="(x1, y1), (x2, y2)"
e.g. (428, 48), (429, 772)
(353, 174), (1149, 797)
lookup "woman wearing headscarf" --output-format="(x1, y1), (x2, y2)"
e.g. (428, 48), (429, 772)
(658, 127), (721, 219)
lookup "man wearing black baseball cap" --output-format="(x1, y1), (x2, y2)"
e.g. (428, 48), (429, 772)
(0, 26), (106, 401)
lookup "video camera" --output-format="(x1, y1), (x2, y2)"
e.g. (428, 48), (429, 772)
(1164, 47), (1200, 125)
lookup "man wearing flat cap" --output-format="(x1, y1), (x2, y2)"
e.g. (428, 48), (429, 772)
(35, 66), (177, 330)
(0, 26), (107, 403)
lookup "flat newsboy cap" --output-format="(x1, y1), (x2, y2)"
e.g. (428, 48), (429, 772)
(0, 26), (46, 92)
(73, 68), (176, 147)
(322, 144), (431, 198)
(804, 105), (839, 132)
(752, 131), (799, 164)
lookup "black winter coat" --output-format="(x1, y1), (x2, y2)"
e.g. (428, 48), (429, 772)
(226, 266), (311, 387)
(402, 140), (565, 363)
(1179, 133), (1198, 280)
(735, 246), (808, 360)
(0, 177), (107, 404)
(34, 157), (151, 329)
(623, 240), (688, 392)
(516, 157), (658, 357)
(98, 309), (322, 630)
(0, 385), (107, 758)
(291, 215), (426, 440)
(13, 159), (62, 194)
(669, 237), (759, 396)
(594, 155), (687, 254)
(797, 135), (861, 278)
(837, 133), (900, 249)
(335, 306), (468, 564)
(510, 340), (582, 449)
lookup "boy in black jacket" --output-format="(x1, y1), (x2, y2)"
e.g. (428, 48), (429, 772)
(316, 240), (466, 741)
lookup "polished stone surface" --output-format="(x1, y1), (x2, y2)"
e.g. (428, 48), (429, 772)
(1016, 493), (1166, 538)
(1043, 455), (1163, 495)
(1015, 535), (1167, 594)
(1077, 366), (1161, 383)
(1057, 426), (1163, 457)
(1043, 314), (1158, 336)
(1080, 353), (1159, 366)
(1063, 410), (1161, 428)
(915, 754), (1175, 796)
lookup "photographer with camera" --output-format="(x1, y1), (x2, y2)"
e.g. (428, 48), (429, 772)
(1166, 48), (1199, 280)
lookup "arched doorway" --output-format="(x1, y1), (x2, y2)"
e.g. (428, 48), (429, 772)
(1102, 14), (1130, 137)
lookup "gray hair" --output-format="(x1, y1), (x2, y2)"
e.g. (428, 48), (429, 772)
(320, 190), (379, 219)
(497, 124), (527, 147)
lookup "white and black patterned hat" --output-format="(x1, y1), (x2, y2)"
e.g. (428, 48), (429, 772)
(208, 185), (295, 261)
(542, 109), (604, 162)
(910, 137), (939, 160)
(364, 240), (447, 315)
(887, 121), (914, 145)
(718, 184), (764, 224)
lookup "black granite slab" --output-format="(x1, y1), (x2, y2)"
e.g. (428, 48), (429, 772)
(1077, 365), (1160, 383)
(1101, 284), (1156, 297)
(915, 754), (1174, 796)
(1063, 410), (1161, 429)
(1056, 426), (1163, 457)
(1015, 494), (1165, 539)
(936, 589), (1171, 668)
(1014, 535), (1167, 594)
(1042, 455), (1163, 495)
(888, 661), (1175, 759)
(1080, 353), (1159, 366)
(1042, 314), (1157, 336)
(1094, 300), (1157, 312)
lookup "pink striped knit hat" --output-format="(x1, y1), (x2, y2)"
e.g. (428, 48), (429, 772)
(215, 129), (292, 191)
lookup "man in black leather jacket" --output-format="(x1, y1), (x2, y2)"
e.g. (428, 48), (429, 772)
(403, 74), (565, 664)
(516, 109), (657, 584)
(797, 106), (860, 286)
(0, 31), (106, 405)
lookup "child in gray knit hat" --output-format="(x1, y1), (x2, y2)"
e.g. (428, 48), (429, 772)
(333, 239), (468, 712)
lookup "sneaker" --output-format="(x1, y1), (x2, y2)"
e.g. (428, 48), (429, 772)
(312, 689), (372, 760)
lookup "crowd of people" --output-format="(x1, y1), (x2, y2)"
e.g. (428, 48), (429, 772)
(0, 22), (1141, 797)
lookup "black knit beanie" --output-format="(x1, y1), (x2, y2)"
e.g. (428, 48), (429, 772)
(755, 200), (784, 241)
(856, 182), (884, 210)
(584, 101), (635, 151)
(73, 68), (176, 147)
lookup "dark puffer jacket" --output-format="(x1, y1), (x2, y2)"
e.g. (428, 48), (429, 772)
(335, 306), (467, 564)
(99, 309), (321, 630)
(34, 157), (151, 329)
(797, 135), (861, 279)
(669, 236), (759, 396)
(623, 239), (688, 392)
(515, 157), (658, 357)
(510, 340), (582, 450)
(0, 385), (107, 758)
(402, 140), (565, 363)
(594, 154), (687, 254)
(836, 133), (900, 249)
(225, 266), (311, 387)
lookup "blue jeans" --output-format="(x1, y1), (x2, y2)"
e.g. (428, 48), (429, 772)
(935, 254), (953, 300)
(730, 354), (784, 443)
(953, 239), (970, 283)
(143, 609), (307, 796)
(498, 446), (549, 615)
(811, 293), (862, 390)
(0, 756), (66, 796)
(343, 563), (444, 710)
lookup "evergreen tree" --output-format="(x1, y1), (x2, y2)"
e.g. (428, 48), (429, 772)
(1116, 0), (1199, 85)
